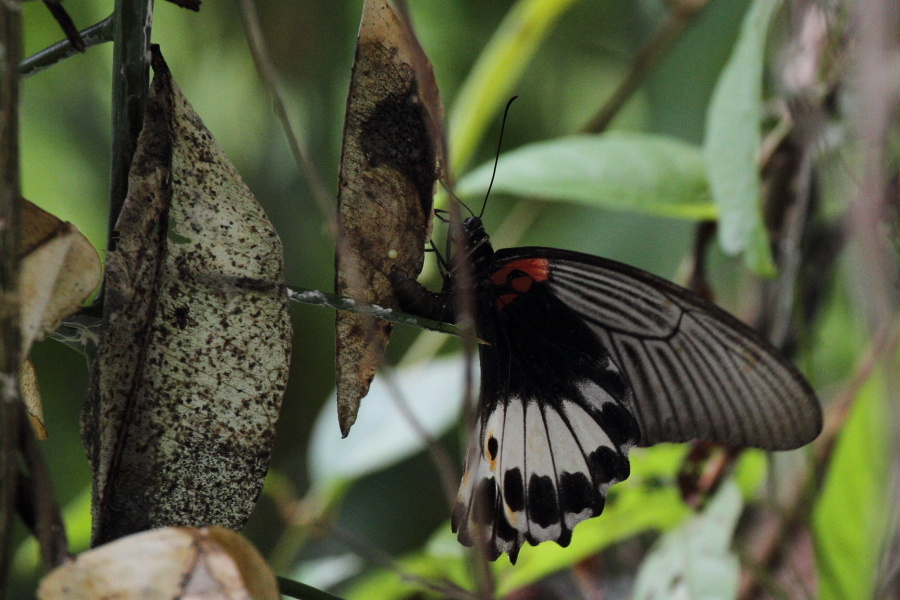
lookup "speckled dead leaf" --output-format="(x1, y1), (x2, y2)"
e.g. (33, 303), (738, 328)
(82, 47), (292, 546)
(37, 526), (279, 600)
(18, 198), (102, 356)
(335, 0), (444, 436)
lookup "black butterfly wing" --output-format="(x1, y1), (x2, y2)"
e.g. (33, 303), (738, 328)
(452, 254), (641, 562)
(506, 247), (823, 450)
(452, 247), (821, 562)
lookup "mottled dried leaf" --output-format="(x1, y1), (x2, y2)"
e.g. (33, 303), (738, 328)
(19, 198), (101, 356)
(82, 47), (292, 545)
(37, 526), (279, 600)
(335, 0), (443, 436)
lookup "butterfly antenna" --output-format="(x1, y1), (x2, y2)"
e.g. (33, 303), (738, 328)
(480, 95), (519, 219)
(439, 179), (475, 217)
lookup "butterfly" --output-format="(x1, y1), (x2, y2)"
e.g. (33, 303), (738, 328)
(391, 215), (822, 564)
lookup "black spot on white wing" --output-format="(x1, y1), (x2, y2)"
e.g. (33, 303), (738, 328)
(504, 468), (525, 512)
(562, 400), (630, 485)
(454, 396), (636, 562)
(574, 379), (639, 447)
(452, 406), (526, 562)
(497, 399), (526, 523)
(542, 407), (597, 532)
(523, 399), (562, 545)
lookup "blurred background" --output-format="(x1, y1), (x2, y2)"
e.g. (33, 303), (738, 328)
(11, 0), (898, 598)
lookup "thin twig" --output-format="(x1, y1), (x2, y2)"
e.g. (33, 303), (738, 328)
(41, 0), (85, 53)
(19, 15), (114, 79)
(582, 1), (707, 134)
(444, 203), (496, 600)
(18, 410), (69, 571)
(329, 526), (480, 600)
(0, 2), (23, 597)
(235, 0), (336, 237)
(380, 365), (460, 510)
(767, 151), (815, 349)
(286, 285), (470, 339)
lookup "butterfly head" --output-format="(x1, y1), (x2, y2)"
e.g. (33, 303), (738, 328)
(458, 216), (495, 272)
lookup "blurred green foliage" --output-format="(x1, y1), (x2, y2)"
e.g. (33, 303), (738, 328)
(10, 0), (896, 598)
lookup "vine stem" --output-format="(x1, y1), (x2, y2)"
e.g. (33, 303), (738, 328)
(0, 1), (22, 597)
(106, 0), (154, 268)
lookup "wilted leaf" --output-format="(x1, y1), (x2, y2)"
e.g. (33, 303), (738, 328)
(19, 198), (101, 356)
(456, 133), (717, 220)
(630, 480), (743, 600)
(335, 0), (444, 436)
(82, 47), (292, 545)
(15, 198), (101, 438)
(37, 526), (279, 600)
(704, 0), (779, 276)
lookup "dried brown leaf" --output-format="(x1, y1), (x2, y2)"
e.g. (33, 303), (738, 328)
(335, 0), (444, 436)
(19, 198), (101, 356)
(82, 47), (292, 545)
(37, 526), (279, 600)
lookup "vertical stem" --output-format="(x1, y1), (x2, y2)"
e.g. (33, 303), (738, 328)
(107, 0), (153, 257)
(0, 1), (23, 597)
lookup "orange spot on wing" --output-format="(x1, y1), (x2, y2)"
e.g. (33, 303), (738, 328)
(490, 258), (550, 286)
(491, 258), (550, 310)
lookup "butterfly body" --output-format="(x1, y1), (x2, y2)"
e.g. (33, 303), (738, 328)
(392, 217), (821, 563)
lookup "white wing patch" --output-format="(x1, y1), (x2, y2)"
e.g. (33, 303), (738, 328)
(452, 386), (634, 563)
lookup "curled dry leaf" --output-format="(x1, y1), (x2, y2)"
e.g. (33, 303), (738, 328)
(335, 0), (444, 436)
(37, 526), (279, 600)
(82, 47), (292, 545)
(17, 198), (102, 438)
(19, 198), (102, 356)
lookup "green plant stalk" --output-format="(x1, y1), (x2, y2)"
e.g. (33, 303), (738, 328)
(447, 0), (583, 180)
(107, 0), (154, 260)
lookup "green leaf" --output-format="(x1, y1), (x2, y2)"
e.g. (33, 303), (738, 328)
(284, 556), (362, 599)
(813, 367), (890, 600)
(307, 355), (468, 486)
(703, 0), (780, 276)
(456, 133), (717, 220)
(342, 445), (691, 599)
(343, 539), (469, 600)
(630, 480), (743, 600)
(494, 445), (690, 595)
(448, 0), (584, 176)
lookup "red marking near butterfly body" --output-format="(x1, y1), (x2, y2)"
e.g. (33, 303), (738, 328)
(491, 258), (550, 309)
